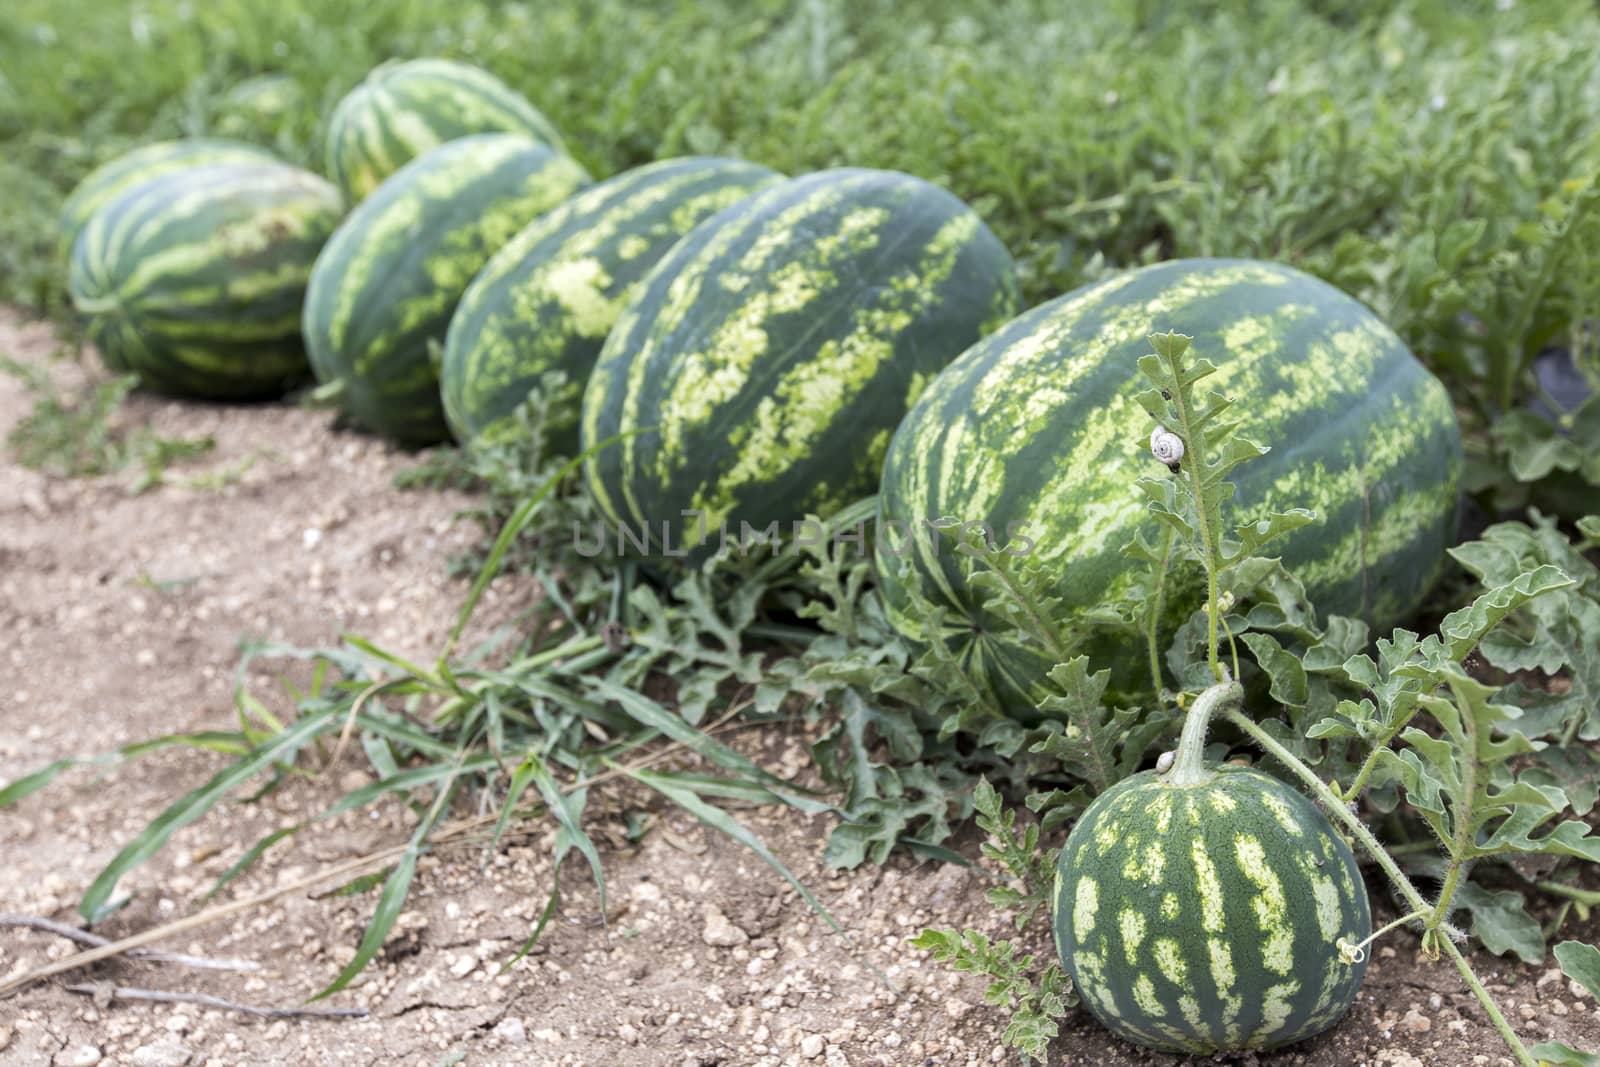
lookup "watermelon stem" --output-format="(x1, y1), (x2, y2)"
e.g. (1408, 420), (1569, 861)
(1141, 526), (1178, 696)
(1163, 675), (1241, 787)
(1219, 704), (1541, 1067)
(1139, 331), (1227, 682)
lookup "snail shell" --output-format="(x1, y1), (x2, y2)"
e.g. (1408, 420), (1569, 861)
(1150, 425), (1185, 468)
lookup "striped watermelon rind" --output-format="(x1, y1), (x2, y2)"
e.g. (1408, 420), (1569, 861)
(303, 133), (591, 445)
(325, 58), (567, 202)
(59, 138), (281, 251)
(1052, 764), (1371, 1053)
(441, 156), (784, 453)
(69, 161), (343, 399)
(876, 257), (1463, 714)
(580, 166), (1019, 561)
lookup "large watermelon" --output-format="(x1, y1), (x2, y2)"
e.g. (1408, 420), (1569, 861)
(69, 161), (343, 398)
(59, 138), (280, 251)
(441, 157), (784, 454)
(325, 58), (567, 201)
(876, 258), (1463, 713)
(303, 133), (591, 445)
(1053, 760), (1371, 1053)
(581, 167), (1019, 561)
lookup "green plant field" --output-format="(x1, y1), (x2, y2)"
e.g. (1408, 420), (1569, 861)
(3, 0), (1596, 410)
(5, 2), (1600, 1064)
(7, 0), (1600, 500)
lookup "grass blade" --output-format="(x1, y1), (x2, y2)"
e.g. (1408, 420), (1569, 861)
(312, 768), (461, 1000)
(627, 766), (843, 936)
(638, 769), (832, 814)
(0, 758), (80, 807)
(311, 846), (420, 1001)
(445, 428), (644, 659)
(524, 757), (605, 927)
(501, 861), (564, 970)
(486, 753), (546, 857)
(1, 729), (259, 810)
(80, 709), (337, 923)
(341, 634), (439, 685)
(324, 755), (497, 817)
(203, 825), (301, 901)
(588, 679), (814, 798)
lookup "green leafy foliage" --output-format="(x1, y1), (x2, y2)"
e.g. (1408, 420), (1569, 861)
(788, 514), (983, 866)
(911, 782), (1074, 1063)
(1134, 331), (1316, 683)
(1555, 941), (1600, 1001)
(910, 928), (1071, 1064)
(5, 0), (1600, 499)
(1528, 1042), (1598, 1067)
(1, 449), (856, 993)
(1452, 513), (1600, 746)
(1027, 658), (1163, 801)
(970, 777), (1057, 931)
(8, 10), (1600, 1058)
(0, 355), (213, 486)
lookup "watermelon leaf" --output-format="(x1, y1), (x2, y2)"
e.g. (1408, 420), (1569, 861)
(1555, 941), (1600, 1001)
(1028, 657), (1162, 796)
(910, 927), (1071, 1064)
(1528, 1041), (1597, 1067)
(1450, 882), (1546, 965)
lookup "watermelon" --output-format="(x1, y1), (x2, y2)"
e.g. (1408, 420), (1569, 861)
(303, 133), (591, 445)
(1053, 762), (1372, 1052)
(59, 138), (280, 250)
(876, 258), (1463, 713)
(441, 157), (784, 453)
(580, 167), (1019, 561)
(69, 161), (343, 398)
(325, 58), (567, 201)
(1053, 683), (1371, 1054)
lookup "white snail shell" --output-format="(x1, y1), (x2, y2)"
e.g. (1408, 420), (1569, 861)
(1150, 426), (1185, 466)
(1155, 750), (1176, 774)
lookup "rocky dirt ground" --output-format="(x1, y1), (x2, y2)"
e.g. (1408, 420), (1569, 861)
(1, 305), (1598, 1067)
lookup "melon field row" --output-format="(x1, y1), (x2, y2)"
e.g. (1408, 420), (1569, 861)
(4, 3), (1600, 1065)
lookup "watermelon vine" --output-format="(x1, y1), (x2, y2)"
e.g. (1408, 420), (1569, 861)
(1125, 331), (1577, 1066)
(918, 332), (1600, 1065)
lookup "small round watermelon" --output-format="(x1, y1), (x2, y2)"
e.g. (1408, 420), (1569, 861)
(303, 133), (591, 445)
(441, 156), (784, 454)
(580, 167), (1019, 562)
(325, 58), (567, 201)
(69, 161), (343, 399)
(1054, 684), (1372, 1055)
(1054, 760), (1371, 1053)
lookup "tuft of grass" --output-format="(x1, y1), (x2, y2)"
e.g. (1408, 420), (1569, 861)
(1, 353), (214, 487)
(0, 439), (871, 997)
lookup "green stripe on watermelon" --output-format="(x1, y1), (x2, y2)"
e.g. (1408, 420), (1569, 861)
(68, 161), (342, 399)
(441, 156), (784, 453)
(580, 167), (1019, 561)
(303, 133), (591, 445)
(325, 58), (567, 201)
(876, 258), (1463, 714)
(59, 138), (281, 252)
(1053, 762), (1371, 1053)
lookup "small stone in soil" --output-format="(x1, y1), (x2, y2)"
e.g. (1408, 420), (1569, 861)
(701, 904), (748, 947)
(130, 1041), (193, 1067)
(492, 1017), (526, 1045)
